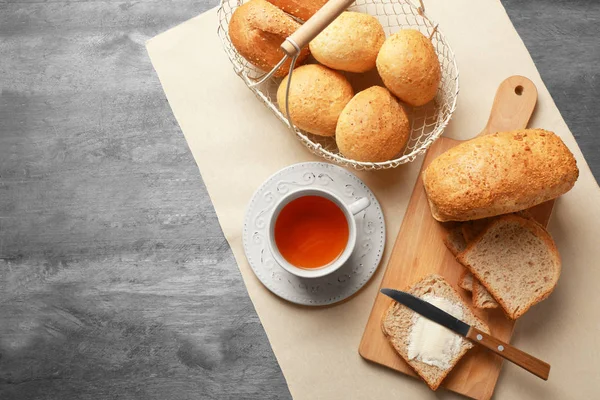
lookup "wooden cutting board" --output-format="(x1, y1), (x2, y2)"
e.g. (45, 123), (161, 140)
(359, 76), (555, 400)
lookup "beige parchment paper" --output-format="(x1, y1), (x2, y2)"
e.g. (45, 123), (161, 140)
(147, 2), (600, 398)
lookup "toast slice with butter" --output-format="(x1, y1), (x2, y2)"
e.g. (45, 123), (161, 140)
(381, 274), (490, 390)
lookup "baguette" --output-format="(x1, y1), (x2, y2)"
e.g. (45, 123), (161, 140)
(422, 129), (578, 221)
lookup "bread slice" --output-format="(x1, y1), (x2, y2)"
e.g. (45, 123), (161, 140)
(443, 225), (467, 256)
(447, 225), (498, 308)
(462, 210), (534, 242)
(461, 220), (487, 242)
(458, 270), (473, 292)
(460, 212), (539, 310)
(459, 269), (499, 308)
(381, 274), (490, 390)
(472, 279), (499, 309)
(458, 215), (561, 319)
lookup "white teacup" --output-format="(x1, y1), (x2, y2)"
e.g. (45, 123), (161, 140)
(268, 187), (371, 279)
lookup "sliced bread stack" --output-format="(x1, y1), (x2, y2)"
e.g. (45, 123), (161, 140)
(382, 274), (490, 390)
(444, 214), (561, 319)
(443, 222), (499, 309)
(458, 215), (561, 319)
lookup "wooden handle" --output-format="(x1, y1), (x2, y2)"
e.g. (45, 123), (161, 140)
(467, 327), (550, 380)
(280, 0), (355, 56)
(479, 75), (538, 136)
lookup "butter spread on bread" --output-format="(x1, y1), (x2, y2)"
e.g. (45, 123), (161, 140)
(382, 275), (489, 390)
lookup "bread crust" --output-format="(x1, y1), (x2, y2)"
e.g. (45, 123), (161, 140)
(376, 29), (441, 106)
(265, 0), (328, 21)
(335, 86), (410, 161)
(472, 279), (499, 309)
(457, 215), (561, 319)
(423, 129), (579, 222)
(443, 225), (467, 256)
(277, 64), (353, 136)
(458, 270), (473, 292)
(229, 0), (310, 77)
(309, 12), (385, 73)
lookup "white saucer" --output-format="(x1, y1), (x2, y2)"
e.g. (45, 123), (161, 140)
(242, 162), (386, 306)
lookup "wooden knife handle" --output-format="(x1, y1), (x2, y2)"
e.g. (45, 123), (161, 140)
(466, 327), (550, 380)
(280, 0), (354, 56)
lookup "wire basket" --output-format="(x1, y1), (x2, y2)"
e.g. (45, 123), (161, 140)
(217, 0), (459, 170)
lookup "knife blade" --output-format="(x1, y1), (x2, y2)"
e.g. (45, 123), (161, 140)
(380, 287), (551, 380)
(380, 288), (470, 336)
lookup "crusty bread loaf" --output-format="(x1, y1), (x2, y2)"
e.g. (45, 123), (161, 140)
(458, 215), (561, 319)
(265, 0), (328, 21)
(277, 64), (353, 136)
(376, 29), (441, 106)
(472, 279), (499, 309)
(336, 86), (410, 162)
(443, 225), (467, 256)
(382, 274), (489, 390)
(229, 0), (310, 77)
(423, 129), (579, 222)
(309, 12), (385, 73)
(458, 270), (473, 292)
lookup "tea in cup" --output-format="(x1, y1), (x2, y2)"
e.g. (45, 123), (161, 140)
(268, 188), (370, 278)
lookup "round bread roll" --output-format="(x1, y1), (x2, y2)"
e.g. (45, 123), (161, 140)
(336, 86), (410, 162)
(376, 29), (441, 106)
(265, 0), (328, 21)
(309, 12), (385, 73)
(229, 0), (310, 78)
(277, 65), (354, 137)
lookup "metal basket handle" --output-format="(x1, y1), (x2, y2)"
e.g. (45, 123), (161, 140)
(414, 0), (425, 15)
(249, 0), (354, 87)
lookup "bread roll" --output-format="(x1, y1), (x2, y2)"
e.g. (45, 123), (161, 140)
(376, 29), (441, 106)
(336, 86), (410, 162)
(309, 12), (385, 73)
(277, 65), (353, 137)
(265, 0), (328, 21)
(229, 0), (310, 78)
(422, 129), (579, 222)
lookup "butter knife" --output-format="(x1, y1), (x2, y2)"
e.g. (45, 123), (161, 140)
(380, 288), (550, 380)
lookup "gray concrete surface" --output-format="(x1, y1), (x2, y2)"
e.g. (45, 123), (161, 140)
(0, 0), (598, 399)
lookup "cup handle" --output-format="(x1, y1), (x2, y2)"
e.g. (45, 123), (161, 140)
(349, 197), (371, 215)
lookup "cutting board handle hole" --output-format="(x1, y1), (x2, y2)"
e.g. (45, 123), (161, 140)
(515, 85), (524, 96)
